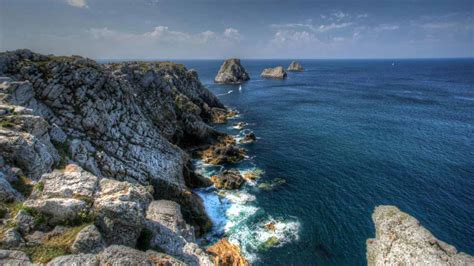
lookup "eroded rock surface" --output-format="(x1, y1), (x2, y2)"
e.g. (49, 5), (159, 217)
(367, 205), (474, 266)
(207, 238), (249, 266)
(211, 169), (246, 190)
(261, 66), (287, 79)
(214, 59), (250, 84)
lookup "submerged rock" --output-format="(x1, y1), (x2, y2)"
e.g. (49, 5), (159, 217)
(233, 122), (247, 130)
(207, 238), (249, 266)
(287, 61), (304, 72)
(211, 169), (246, 190)
(257, 177), (286, 191)
(367, 205), (474, 265)
(214, 58), (250, 84)
(261, 66), (287, 79)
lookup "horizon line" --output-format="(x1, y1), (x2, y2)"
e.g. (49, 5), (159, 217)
(96, 56), (474, 61)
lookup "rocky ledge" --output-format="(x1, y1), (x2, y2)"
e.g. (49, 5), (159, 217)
(0, 49), (247, 265)
(214, 58), (250, 84)
(260, 66), (287, 79)
(287, 61), (304, 72)
(367, 205), (474, 265)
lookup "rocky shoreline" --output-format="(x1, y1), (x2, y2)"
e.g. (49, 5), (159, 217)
(0, 49), (247, 265)
(1, 50), (472, 265)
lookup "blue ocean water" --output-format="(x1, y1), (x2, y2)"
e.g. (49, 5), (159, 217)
(181, 59), (474, 265)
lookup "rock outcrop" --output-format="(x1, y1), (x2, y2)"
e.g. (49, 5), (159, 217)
(367, 205), (474, 266)
(0, 49), (241, 264)
(287, 61), (304, 72)
(0, 49), (223, 233)
(211, 169), (246, 190)
(260, 66), (287, 79)
(207, 238), (249, 266)
(200, 136), (246, 165)
(214, 59), (250, 84)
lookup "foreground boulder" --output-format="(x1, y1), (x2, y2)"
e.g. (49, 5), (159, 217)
(214, 59), (250, 84)
(207, 238), (249, 266)
(287, 61), (304, 72)
(211, 169), (246, 190)
(367, 205), (474, 265)
(93, 178), (153, 247)
(261, 66), (287, 79)
(145, 200), (213, 265)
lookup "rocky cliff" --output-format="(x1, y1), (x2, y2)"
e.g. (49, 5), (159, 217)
(0, 49), (237, 264)
(287, 61), (304, 72)
(367, 205), (474, 265)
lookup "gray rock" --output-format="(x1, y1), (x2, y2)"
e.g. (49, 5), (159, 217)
(97, 245), (185, 266)
(0, 249), (32, 265)
(214, 58), (250, 84)
(71, 224), (106, 254)
(93, 179), (152, 247)
(36, 164), (99, 199)
(287, 61), (304, 71)
(23, 198), (88, 224)
(146, 200), (213, 266)
(367, 205), (474, 266)
(0, 174), (23, 202)
(0, 228), (24, 248)
(47, 254), (99, 266)
(261, 66), (287, 79)
(14, 209), (36, 234)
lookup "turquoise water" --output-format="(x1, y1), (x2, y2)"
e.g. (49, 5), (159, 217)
(182, 59), (474, 265)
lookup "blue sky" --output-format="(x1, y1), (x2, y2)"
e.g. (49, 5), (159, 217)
(1, 0), (473, 59)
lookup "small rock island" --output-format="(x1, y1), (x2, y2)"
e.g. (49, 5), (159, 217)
(287, 61), (304, 71)
(367, 205), (474, 265)
(214, 58), (250, 84)
(260, 66), (287, 79)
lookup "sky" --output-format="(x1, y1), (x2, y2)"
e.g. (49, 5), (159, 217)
(0, 0), (473, 59)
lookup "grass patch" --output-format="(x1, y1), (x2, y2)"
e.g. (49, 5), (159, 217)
(0, 120), (15, 128)
(52, 141), (69, 169)
(10, 176), (34, 197)
(19, 224), (87, 263)
(34, 181), (44, 192)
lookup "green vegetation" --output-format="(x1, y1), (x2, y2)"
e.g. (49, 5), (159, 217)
(10, 176), (34, 197)
(34, 181), (44, 192)
(19, 224), (87, 263)
(0, 120), (15, 128)
(52, 141), (69, 169)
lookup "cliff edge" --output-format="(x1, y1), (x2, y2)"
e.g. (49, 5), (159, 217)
(367, 205), (473, 266)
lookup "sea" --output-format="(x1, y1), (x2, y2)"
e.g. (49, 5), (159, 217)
(175, 58), (474, 265)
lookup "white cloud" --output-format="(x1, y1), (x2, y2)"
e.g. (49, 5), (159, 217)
(332, 11), (347, 20)
(223, 28), (242, 40)
(374, 24), (400, 31)
(318, 22), (353, 32)
(65, 0), (88, 8)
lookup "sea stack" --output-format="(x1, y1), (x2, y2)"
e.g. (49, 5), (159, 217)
(287, 61), (304, 71)
(367, 205), (474, 265)
(214, 58), (250, 84)
(260, 66), (287, 79)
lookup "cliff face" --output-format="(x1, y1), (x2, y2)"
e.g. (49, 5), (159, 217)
(367, 205), (474, 265)
(0, 49), (232, 236)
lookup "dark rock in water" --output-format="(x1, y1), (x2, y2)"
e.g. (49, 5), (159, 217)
(287, 61), (304, 72)
(261, 66), (287, 79)
(242, 132), (256, 143)
(214, 58), (250, 84)
(201, 136), (246, 165)
(233, 122), (247, 129)
(211, 169), (246, 190)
